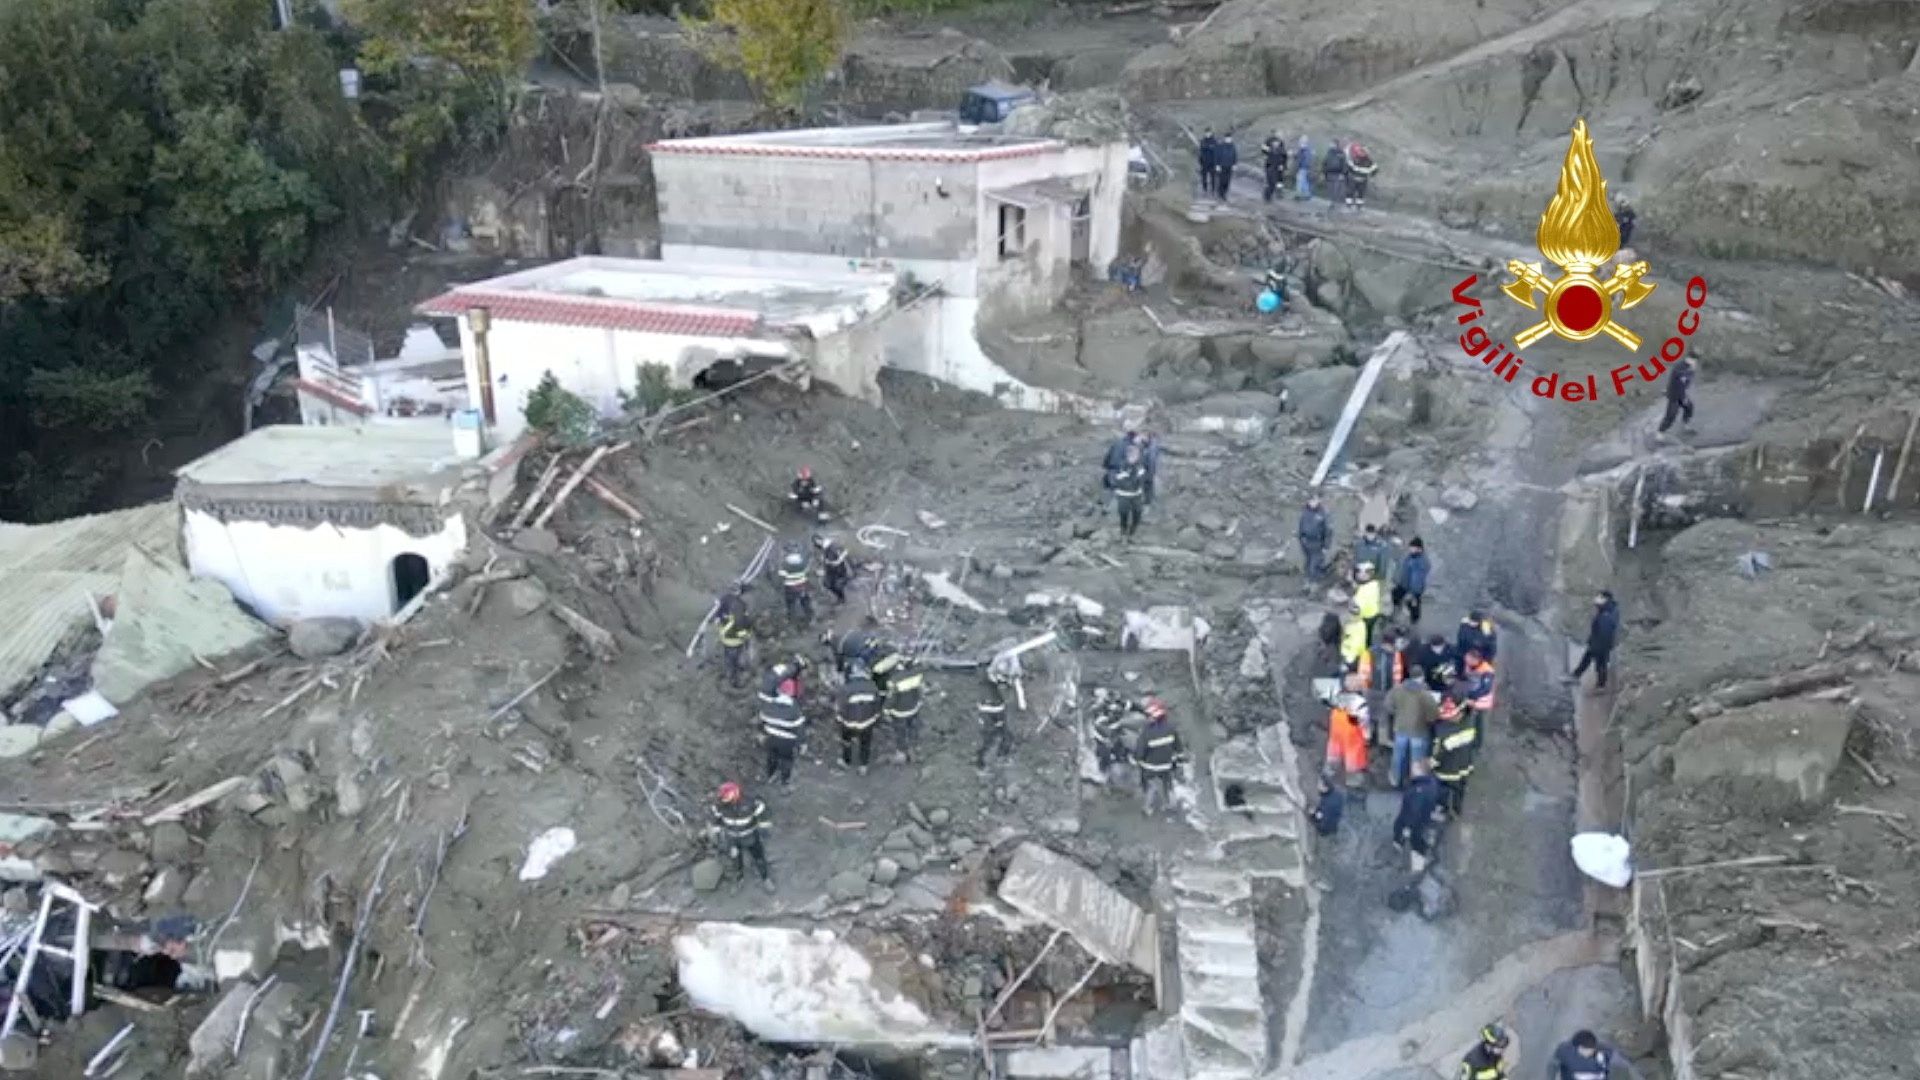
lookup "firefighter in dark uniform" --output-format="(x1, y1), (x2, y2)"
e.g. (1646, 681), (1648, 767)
(814, 533), (851, 604)
(759, 682), (806, 787)
(837, 661), (882, 775)
(976, 671), (1013, 769)
(790, 466), (826, 521)
(711, 782), (774, 891)
(758, 658), (804, 712)
(868, 639), (906, 695)
(1457, 1022), (1512, 1079)
(1430, 692), (1479, 819)
(1135, 697), (1186, 816)
(1108, 443), (1150, 541)
(831, 625), (881, 676)
(777, 543), (813, 625)
(1091, 690), (1131, 781)
(884, 657), (925, 762)
(715, 585), (753, 688)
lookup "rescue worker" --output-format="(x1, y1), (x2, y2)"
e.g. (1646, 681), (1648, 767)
(1309, 769), (1345, 837)
(831, 623), (882, 676)
(790, 465), (826, 520)
(710, 782), (774, 891)
(1369, 625), (1408, 747)
(1297, 495), (1332, 583)
(1570, 590), (1620, 690)
(1135, 697), (1186, 816)
(1456, 609), (1497, 663)
(814, 533), (851, 604)
(1353, 561), (1384, 645)
(1101, 429), (1137, 505)
(759, 681), (806, 787)
(1457, 1022), (1512, 1079)
(1387, 663), (1440, 788)
(715, 585), (753, 687)
(868, 637), (906, 694)
(1461, 647), (1496, 737)
(758, 658), (804, 713)
(1550, 1030), (1643, 1080)
(1659, 355), (1695, 434)
(1295, 136), (1314, 199)
(837, 661), (882, 775)
(976, 670), (1013, 769)
(884, 656), (925, 762)
(1353, 522), (1389, 581)
(1321, 140), (1349, 207)
(1109, 442), (1150, 541)
(1431, 693), (1479, 819)
(1139, 431), (1163, 507)
(1346, 141), (1377, 209)
(1340, 599), (1369, 677)
(777, 543), (813, 626)
(1262, 133), (1288, 201)
(1214, 134), (1238, 199)
(1612, 194), (1636, 248)
(1197, 129), (1218, 198)
(1392, 757), (1443, 871)
(1090, 689), (1131, 781)
(1326, 689), (1370, 786)
(1392, 536), (1430, 625)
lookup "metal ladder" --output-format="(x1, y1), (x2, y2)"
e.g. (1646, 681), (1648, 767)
(2, 883), (97, 1037)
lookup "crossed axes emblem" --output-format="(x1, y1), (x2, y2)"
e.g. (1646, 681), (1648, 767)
(1502, 259), (1656, 350)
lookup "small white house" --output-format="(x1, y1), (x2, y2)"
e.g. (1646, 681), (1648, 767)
(418, 257), (897, 440)
(173, 425), (474, 624)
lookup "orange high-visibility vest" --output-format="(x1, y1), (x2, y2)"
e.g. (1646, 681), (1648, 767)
(1467, 659), (1495, 711)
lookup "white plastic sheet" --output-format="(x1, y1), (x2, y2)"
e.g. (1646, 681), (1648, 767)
(1570, 832), (1633, 888)
(518, 827), (578, 881)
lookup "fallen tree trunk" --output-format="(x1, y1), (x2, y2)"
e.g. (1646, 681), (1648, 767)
(551, 602), (619, 660)
(1687, 660), (1861, 720)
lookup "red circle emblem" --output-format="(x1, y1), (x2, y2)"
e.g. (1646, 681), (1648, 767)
(1555, 283), (1605, 333)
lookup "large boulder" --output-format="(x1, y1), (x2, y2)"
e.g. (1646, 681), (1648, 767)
(287, 617), (362, 660)
(1671, 699), (1853, 803)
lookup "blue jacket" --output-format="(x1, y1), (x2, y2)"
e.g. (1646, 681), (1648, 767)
(1395, 550), (1430, 594)
(1393, 774), (1441, 849)
(1311, 786), (1345, 836)
(1456, 618), (1496, 662)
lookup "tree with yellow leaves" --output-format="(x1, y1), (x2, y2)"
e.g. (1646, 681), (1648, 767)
(684, 0), (848, 114)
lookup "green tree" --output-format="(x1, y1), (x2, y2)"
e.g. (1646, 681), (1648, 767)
(684, 0), (848, 113)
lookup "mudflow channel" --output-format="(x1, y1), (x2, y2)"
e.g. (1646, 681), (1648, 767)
(1258, 320), (1646, 1078)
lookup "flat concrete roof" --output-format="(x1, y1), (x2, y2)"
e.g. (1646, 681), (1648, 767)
(175, 424), (467, 494)
(419, 256), (896, 339)
(650, 122), (1063, 163)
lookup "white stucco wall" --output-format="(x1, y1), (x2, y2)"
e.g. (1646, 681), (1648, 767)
(455, 316), (789, 440)
(183, 509), (468, 625)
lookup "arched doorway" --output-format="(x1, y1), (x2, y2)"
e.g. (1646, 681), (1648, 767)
(391, 553), (431, 612)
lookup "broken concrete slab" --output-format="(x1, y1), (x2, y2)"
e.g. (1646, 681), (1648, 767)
(1671, 699), (1853, 802)
(1024, 589), (1106, 620)
(1005, 1045), (1113, 1077)
(188, 981), (254, 1075)
(673, 923), (961, 1046)
(996, 842), (1159, 976)
(91, 548), (271, 705)
(0, 727), (40, 759)
(1120, 606), (1211, 657)
(923, 571), (991, 612)
(0, 814), (53, 847)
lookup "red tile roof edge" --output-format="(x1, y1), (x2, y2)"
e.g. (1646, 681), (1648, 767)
(643, 141), (1060, 164)
(417, 288), (768, 338)
(295, 378), (373, 417)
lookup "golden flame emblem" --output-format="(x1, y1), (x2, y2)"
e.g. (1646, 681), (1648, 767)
(1502, 120), (1655, 350)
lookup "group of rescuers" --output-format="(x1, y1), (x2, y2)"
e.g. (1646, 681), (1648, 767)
(700, 465), (1192, 892)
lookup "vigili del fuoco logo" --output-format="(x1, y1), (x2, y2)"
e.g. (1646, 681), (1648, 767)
(1452, 119), (1708, 405)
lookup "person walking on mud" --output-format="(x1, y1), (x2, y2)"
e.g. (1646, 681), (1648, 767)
(1295, 136), (1314, 199)
(1569, 590), (1620, 690)
(1658, 356), (1696, 434)
(1321, 140), (1350, 209)
(836, 661), (882, 776)
(1457, 1022), (1513, 1079)
(1197, 129), (1218, 199)
(1392, 757), (1443, 871)
(1298, 495), (1332, 584)
(1135, 698), (1186, 816)
(715, 584), (753, 688)
(976, 670), (1014, 770)
(1214, 135), (1239, 199)
(777, 542), (814, 627)
(1109, 442), (1151, 541)
(1262, 133), (1288, 202)
(1392, 536), (1430, 624)
(1550, 1030), (1643, 1080)
(883, 657), (926, 763)
(710, 782), (775, 892)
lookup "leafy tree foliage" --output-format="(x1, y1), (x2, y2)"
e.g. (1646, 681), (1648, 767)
(685, 0), (848, 113)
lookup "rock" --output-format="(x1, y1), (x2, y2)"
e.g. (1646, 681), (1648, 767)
(1427, 506), (1452, 525)
(927, 807), (951, 829)
(501, 577), (550, 617)
(1417, 874), (1458, 920)
(512, 527), (561, 556)
(1672, 699), (1852, 802)
(950, 838), (977, 858)
(0, 727), (40, 760)
(905, 824), (936, 849)
(0, 1033), (36, 1072)
(33, 851), (73, 878)
(871, 858), (902, 886)
(826, 869), (869, 902)
(905, 802), (932, 830)
(691, 859), (725, 892)
(349, 718), (375, 760)
(188, 983), (254, 1075)
(1237, 545), (1274, 567)
(991, 563), (1015, 581)
(962, 974), (984, 999)
(287, 617), (362, 660)
(96, 849), (150, 887)
(144, 866), (188, 907)
(334, 774), (366, 818)
(882, 829), (917, 853)
(1206, 541), (1239, 560)
(42, 711), (79, 742)
(865, 885), (895, 907)
(609, 882), (631, 910)
(1195, 511), (1228, 533)
(894, 850), (922, 874)
(1440, 486), (1479, 512)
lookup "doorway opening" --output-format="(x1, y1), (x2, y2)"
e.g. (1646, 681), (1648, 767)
(391, 553), (431, 612)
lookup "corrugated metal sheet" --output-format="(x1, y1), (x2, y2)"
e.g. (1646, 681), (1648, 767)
(0, 503), (178, 700)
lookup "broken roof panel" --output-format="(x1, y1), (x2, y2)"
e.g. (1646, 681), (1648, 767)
(0, 503), (178, 700)
(997, 842), (1160, 977)
(986, 179), (1086, 209)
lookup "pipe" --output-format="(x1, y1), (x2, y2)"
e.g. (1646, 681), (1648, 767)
(1864, 447), (1886, 513)
(468, 306), (497, 426)
(1310, 331), (1407, 488)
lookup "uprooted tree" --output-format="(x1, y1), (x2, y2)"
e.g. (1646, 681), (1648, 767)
(682, 0), (848, 114)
